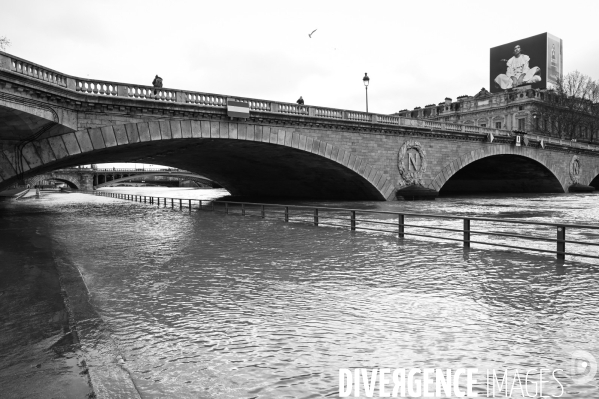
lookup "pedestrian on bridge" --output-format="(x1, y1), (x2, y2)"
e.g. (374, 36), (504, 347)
(296, 96), (304, 105)
(152, 75), (163, 95)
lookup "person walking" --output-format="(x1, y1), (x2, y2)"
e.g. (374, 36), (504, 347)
(152, 75), (163, 95)
(296, 96), (304, 105)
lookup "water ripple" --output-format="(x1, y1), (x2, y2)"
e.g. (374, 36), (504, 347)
(7, 190), (599, 398)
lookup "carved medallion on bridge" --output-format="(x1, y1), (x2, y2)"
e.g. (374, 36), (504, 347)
(569, 155), (582, 183)
(397, 140), (427, 185)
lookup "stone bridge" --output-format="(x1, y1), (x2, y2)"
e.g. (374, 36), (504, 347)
(25, 167), (214, 190)
(26, 169), (94, 190)
(2, 50), (599, 200)
(93, 170), (214, 188)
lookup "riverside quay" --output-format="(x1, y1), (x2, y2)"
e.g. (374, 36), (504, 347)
(2, 51), (599, 199)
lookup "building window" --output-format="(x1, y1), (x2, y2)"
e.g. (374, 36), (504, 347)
(518, 118), (525, 130)
(480, 123), (486, 127)
(495, 122), (502, 129)
(519, 105), (524, 111)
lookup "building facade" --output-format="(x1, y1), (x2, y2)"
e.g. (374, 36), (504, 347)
(395, 85), (598, 142)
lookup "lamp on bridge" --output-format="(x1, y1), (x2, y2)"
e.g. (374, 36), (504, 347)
(363, 73), (370, 113)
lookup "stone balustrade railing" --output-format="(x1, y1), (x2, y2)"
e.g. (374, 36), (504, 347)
(10, 57), (68, 88)
(1, 51), (598, 152)
(76, 79), (119, 96)
(129, 85), (177, 102)
(92, 168), (185, 172)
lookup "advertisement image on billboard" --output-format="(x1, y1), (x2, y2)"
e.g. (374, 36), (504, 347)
(489, 33), (562, 93)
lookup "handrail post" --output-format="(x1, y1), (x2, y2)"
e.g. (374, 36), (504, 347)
(211, 201), (214, 211)
(261, 205), (265, 218)
(225, 202), (229, 214)
(351, 211), (356, 231)
(179, 199), (182, 210)
(199, 200), (202, 209)
(557, 226), (566, 260)
(464, 218), (471, 248)
(171, 198), (174, 209)
(188, 199), (191, 212)
(314, 208), (319, 226)
(241, 203), (245, 216)
(285, 206), (289, 222)
(398, 214), (404, 238)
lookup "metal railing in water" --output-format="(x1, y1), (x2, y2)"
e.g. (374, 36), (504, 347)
(94, 191), (599, 261)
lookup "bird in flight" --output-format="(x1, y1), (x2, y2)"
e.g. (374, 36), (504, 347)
(309, 29), (317, 38)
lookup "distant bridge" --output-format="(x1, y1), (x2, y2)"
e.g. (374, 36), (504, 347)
(2, 50), (599, 199)
(94, 171), (213, 188)
(26, 167), (214, 189)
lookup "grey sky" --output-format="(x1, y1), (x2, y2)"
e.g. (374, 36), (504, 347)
(3, 0), (598, 115)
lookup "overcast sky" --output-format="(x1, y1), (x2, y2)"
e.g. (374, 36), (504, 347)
(3, 0), (599, 116)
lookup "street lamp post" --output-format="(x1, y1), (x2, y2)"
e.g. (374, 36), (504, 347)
(363, 73), (370, 113)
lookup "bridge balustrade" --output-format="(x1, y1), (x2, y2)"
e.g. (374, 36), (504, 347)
(2, 50), (599, 153)
(76, 80), (118, 96)
(185, 93), (227, 107)
(276, 103), (307, 115)
(129, 85), (177, 102)
(376, 115), (401, 125)
(246, 99), (271, 112)
(346, 111), (371, 122)
(314, 107), (343, 119)
(11, 58), (67, 87)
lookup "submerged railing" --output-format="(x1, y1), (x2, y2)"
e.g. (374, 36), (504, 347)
(94, 192), (599, 261)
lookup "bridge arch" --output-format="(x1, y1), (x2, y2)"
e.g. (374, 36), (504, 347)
(0, 119), (392, 200)
(0, 96), (77, 140)
(27, 173), (81, 189)
(430, 145), (567, 194)
(588, 167), (599, 189)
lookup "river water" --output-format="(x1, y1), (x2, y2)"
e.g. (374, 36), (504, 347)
(1, 188), (598, 398)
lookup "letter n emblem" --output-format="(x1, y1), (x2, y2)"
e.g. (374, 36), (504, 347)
(408, 152), (418, 171)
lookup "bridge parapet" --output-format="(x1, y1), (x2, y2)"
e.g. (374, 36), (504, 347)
(1, 54), (68, 88)
(92, 168), (185, 172)
(5, 50), (595, 152)
(55, 167), (187, 173)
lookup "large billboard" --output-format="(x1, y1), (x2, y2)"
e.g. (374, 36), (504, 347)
(490, 33), (563, 93)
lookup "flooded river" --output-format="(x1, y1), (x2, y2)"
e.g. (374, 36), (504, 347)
(1, 188), (598, 398)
